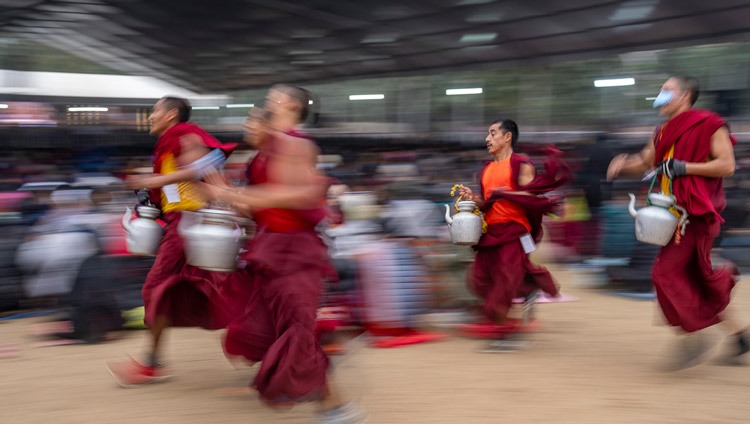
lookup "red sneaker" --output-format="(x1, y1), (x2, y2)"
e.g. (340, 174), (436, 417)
(106, 356), (171, 388)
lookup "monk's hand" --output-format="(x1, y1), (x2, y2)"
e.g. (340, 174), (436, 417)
(606, 154), (627, 181)
(194, 181), (222, 202)
(660, 158), (687, 179)
(233, 202), (255, 217)
(458, 186), (474, 200)
(135, 188), (151, 206)
(124, 174), (160, 190)
(202, 169), (232, 189)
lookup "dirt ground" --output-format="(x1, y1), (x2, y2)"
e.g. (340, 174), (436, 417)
(2, 264), (750, 424)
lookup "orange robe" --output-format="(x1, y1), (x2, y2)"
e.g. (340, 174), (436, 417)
(470, 152), (567, 323)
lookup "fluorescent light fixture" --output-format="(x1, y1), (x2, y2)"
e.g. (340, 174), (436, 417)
(373, 6), (413, 19)
(240, 68), (271, 75)
(460, 33), (497, 43)
(446, 88), (483, 95)
(465, 14), (502, 23)
(594, 78), (635, 87)
(192, 106), (220, 110)
(349, 94), (385, 100)
(609, 0), (657, 21)
(645, 97), (656, 101)
(225, 103), (255, 108)
(362, 34), (398, 44)
(0, 104), (8, 109)
(288, 50), (323, 55)
(291, 30), (326, 39)
(309, 100), (314, 105)
(457, 0), (494, 5)
(291, 60), (325, 65)
(68, 107), (108, 112)
(356, 54), (392, 61)
(613, 23), (652, 33)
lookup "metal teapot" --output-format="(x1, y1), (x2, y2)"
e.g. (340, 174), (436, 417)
(628, 192), (688, 246)
(122, 205), (163, 256)
(179, 208), (243, 272)
(444, 200), (483, 246)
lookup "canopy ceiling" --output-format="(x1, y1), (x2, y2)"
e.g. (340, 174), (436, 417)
(2, 0), (750, 93)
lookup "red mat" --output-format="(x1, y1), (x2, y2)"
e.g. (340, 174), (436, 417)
(370, 332), (449, 348)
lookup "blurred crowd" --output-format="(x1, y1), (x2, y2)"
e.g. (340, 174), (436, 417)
(1, 132), (749, 340)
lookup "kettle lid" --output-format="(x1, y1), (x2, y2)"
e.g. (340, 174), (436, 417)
(199, 208), (238, 216)
(456, 200), (477, 209)
(198, 208), (239, 221)
(648, 193), (674, 207)
(136, 205), (160, 219)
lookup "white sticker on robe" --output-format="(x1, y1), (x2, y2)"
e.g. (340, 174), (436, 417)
(163, 184), (181, 204)
(520, 233), (536, 254)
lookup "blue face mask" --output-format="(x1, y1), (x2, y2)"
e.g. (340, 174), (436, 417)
(652, 90), (673, 108)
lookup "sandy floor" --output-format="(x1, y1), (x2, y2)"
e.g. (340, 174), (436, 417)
(2, 265), (750, 424)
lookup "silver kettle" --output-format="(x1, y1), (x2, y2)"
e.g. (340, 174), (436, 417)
(122, 205), (163, 256)
(444, 200), (483, 246)
(179, 208), (244, 272)
(628, 192), (688, 246)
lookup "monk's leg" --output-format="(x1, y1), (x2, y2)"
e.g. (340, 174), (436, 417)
(319, 378), (367, 422)
(691, 217), (741, 332)
(651, 232), (700, 332)
(106, 217), (186, 388)
(253, 266), (328, 404)
(140, 254), (181, 367)
(223, 284), (275, 364)
(652, 222), (726, 370)
(469, 248), (494, 321)
(717, 309), (750, 364)
(139, 216), (189, 366)
(686, 217), (749, 364)
(484, 242), (525, 325)
(148, 314), (170, 365)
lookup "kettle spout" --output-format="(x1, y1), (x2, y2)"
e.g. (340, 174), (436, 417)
(627, 193), (638, 218)
(444, 204), (453, 225)
(122, 207), (133, 232)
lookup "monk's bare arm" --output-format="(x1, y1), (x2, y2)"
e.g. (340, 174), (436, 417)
(177, 133), (212, 167)
(606, 137), (655, 180)
(124, 133), (209, 189)
(157, 134), (211, 184)
(517, 162), (536, 187)
(498, 162), (538, 196)
(214, 134), (326, 209)
(684, 126), (735, 178)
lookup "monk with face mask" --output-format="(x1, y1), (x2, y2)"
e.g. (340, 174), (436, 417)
(608, 75), (749, 370)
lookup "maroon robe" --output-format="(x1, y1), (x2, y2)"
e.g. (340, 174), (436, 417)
(651, 109), (738, 332)
(223, 131), (335, 404)
(148, 122), (236, 208)
(141, 122), (237, 329)
(243, 134), (332, 231)
(141, 213), (235, 329)
(470, 149), (570, 323)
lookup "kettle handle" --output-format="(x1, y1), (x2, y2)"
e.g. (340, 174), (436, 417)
(233, 222), (242, 242)
(627, 193), (638, 218)
(122, 207), (133, 232)
(674, 204), (689, 235)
